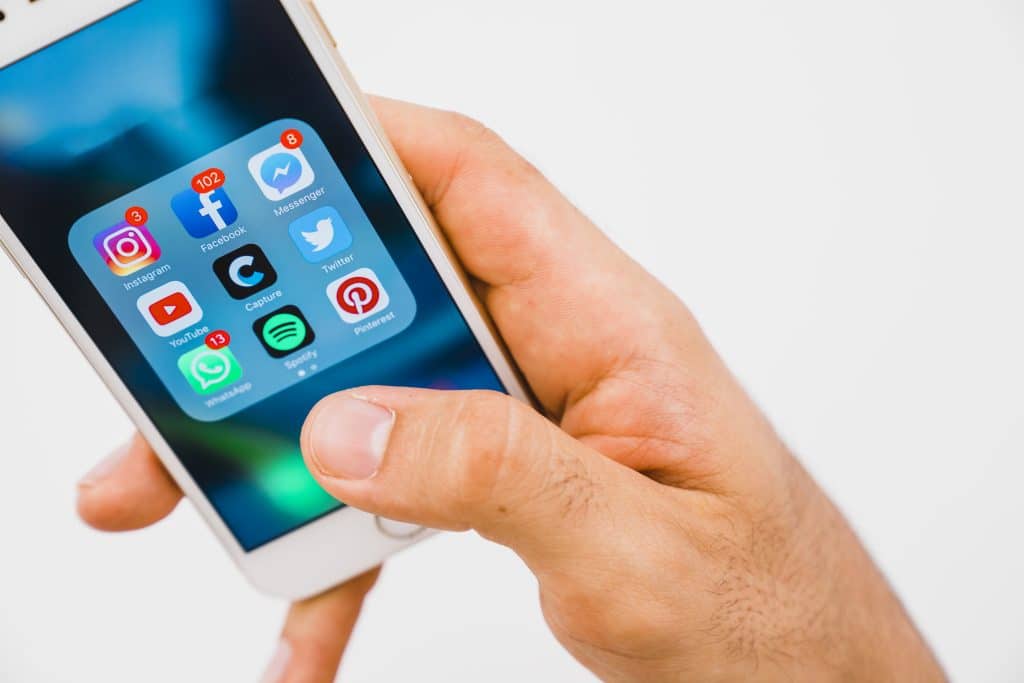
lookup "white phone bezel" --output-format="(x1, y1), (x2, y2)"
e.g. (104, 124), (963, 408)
(0, 0), (531, 600)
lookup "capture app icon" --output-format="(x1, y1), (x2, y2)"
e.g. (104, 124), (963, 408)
(93, 222), (161, 276)
(289, 206), (352, 262)
(177, 344), (243, 395)
(248, 143), (316, 201)
(171, 187), (239, 239)
(213, 244), (278, 299)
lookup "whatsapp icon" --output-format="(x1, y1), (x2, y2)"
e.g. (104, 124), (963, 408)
(178, 345), (243, 395)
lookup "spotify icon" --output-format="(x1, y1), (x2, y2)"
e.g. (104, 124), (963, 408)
(253, 305), (315, 358)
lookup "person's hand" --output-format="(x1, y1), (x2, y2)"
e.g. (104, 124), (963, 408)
(78, 97), (946, 682)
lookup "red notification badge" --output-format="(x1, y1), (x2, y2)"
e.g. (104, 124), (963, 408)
(280, 128), (303, 150)
(191, 168), (226, 194)
(125, 206), (148, 226)
(205, 330), (231, 350)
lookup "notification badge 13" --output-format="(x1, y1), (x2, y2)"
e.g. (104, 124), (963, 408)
(93, 221), (161, 276)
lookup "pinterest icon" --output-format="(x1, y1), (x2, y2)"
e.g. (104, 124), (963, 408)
(327, 268), (391, 323)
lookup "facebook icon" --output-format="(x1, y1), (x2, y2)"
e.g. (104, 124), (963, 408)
(171, 188), (239, 239)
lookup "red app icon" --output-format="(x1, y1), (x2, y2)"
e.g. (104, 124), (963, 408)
(326, 268), (391, 323)
(136, 281), (204, 338)
(149, 292), (193, 325)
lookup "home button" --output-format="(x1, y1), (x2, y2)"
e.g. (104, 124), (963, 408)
(375, 516), (426, 540)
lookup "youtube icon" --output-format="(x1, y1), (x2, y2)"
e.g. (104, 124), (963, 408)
(149, 291), (193, 326)
(136, 281), (204, 337)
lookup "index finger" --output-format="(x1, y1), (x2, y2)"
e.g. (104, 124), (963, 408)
(77, 433), (182, 532)
(263, 568), (380, 683)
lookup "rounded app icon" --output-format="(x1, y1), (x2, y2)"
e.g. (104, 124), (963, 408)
(213, 244), (278, 299)
(289, 206), (353, 263)
(248, 142), (316, 201)
(136, 281), (204, 337)
(326, 268), (390, 324)
(253, 305), (316, 358)
(171, 187), (239, 239)
(93, 222), (161, 276)
(177, 344), (243, 395)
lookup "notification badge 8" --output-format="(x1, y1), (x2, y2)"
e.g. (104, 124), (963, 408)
(93, 221), (161, 276)
(248, 129), (315, 202)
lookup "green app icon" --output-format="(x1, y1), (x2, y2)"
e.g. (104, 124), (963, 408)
(254, 305), (316, 358)
(177, 345), (243, 395)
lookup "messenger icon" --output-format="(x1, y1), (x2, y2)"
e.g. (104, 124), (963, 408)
(248, 143), (316, 202)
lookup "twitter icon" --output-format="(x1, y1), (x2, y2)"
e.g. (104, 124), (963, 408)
(288, 206), (353, 263)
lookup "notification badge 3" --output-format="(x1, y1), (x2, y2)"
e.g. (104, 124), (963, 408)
(93, 221), (161, 276)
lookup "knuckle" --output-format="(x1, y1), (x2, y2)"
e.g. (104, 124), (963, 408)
(565, 356), (726, 489)
(444, 109), (503, 148)
(448, 390), (524, 513)
(445, 391), (603, 531)
(442, 109), (540, 185)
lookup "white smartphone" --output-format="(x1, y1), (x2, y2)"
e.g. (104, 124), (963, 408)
(0, 0), (529, 599)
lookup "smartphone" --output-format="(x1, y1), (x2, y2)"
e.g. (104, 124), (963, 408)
(0, 0), (529, 599)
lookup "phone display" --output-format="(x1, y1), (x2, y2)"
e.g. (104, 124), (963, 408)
(68, 119), (418, 422)
(0, 0), (507, 551)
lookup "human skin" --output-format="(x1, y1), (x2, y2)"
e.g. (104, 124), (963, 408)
(77, 97), (946, 683)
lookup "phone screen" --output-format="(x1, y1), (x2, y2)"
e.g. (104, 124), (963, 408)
(0, 0), (507, 550)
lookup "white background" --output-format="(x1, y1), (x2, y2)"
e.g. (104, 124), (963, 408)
(2, 0), (1023, 680)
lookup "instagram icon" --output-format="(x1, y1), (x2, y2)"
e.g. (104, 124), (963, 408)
(93, 222), (161, 276)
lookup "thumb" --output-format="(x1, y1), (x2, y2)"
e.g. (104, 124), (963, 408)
(300, 387), (661, 568)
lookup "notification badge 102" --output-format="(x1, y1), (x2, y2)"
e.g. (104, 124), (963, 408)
(93, 222), (161, 276)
